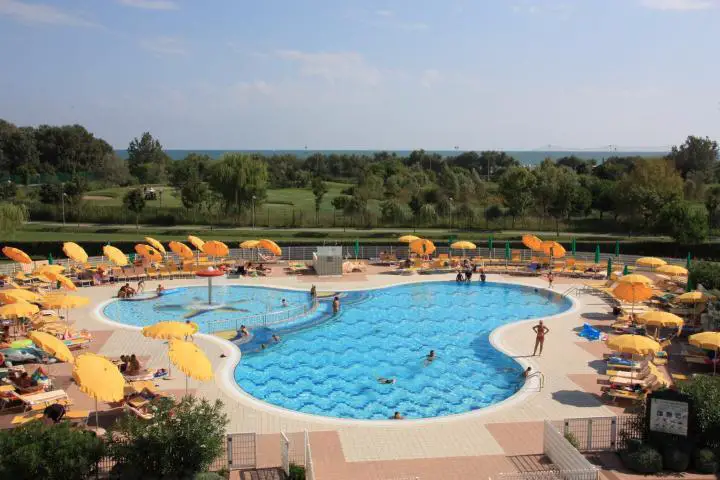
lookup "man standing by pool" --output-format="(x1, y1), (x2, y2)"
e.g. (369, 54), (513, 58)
(532, 320), (549, 356)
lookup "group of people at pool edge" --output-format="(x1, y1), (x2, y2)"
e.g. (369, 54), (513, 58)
(455, 259), (487, 283)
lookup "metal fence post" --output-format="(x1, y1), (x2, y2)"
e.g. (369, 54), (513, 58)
(587, 419), (593, 451)
(610, 417), (617, 451)
(226, 434), (233, 468)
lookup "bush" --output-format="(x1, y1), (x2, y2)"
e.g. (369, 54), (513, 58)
(0, 421), (105, 480)
(678, 375), (720, 448)
(105, 396), (228, 479)
(564, 432), (581, 450)
(620, 444), (663, 474)
(193, 473), (225, 480)
(694, 448), (718, 474)
(689, 261), (720, 291)
(663, 445), (690, 472)
(289, 463), (306, 480)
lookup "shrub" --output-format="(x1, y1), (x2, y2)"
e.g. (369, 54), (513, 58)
(678, 375), (720, 448)
(289, 463), (306, 480)
(0, 421), (105, 480)
(620, 444), (663, 474)
(689, 261), (720, 291)
(694, 448), (718, 474)
(105, 396), (228, 479)
(663, 444), (690, 472)
(564, 432), (581, 450)
(193, 473), (225, 480)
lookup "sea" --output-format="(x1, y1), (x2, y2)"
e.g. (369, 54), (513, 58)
(114, 149), (667, 165)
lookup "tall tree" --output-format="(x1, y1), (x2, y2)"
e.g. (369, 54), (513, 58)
(656, 200), (709, 244)
(380, 199), (411, 225)
(180, 179), (208, 221)
(311, 177), (328, 225)
(615, 158), (683, 228)
(667, 135), (719, 178)
(127, 132), (170, 184)
(0, 203), (27, 235)
(705, 185), (720, 228)
(207, 153), (268, 213)
(123, 188), (146, 230)
(498, 166), (535, 227)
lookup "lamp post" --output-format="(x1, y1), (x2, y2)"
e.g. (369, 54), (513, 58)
(251, 195), (256, 229)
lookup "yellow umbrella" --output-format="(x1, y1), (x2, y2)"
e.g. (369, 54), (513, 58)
(398, 235), (420, 243)
(612, 283), (653, 314)
(43, 272), (77, 291)
(636, 311), (684, 328)
(0, 289), (42, 304)
(144, 237), (166, 254)
(240, 240), (260, 249)
(188, 235), (205, 250)
(72, 353), (125, 429)
(257, 239), (282, 256)
(636, 257), (667, 268)
(103, 245), (128, 267)
(541, 241), (566, 258)
(135, 244), (163, 263)
(169, 241), (194, 259)
(42, 294), (90, 309)
(35, 264), (65, 276)
(2, 246), (32, 264)
(607, 334), (661, 355)
(409, 238), (436, 255)
(62, 242), (88, 264)
(617, 274), (653, 286)
(202, 240), (230, 257)
(451, 241), (477, 250)
(169, 339), (214, 393)
(676, 291), (712, 304)
(656, 265), (688, 276)
(0, 301), (39, 318)
(689, 332), (720, 375)
(28, 331), (74, 363)
(522, 234), (543, 251)
(142, 321), (197, 340)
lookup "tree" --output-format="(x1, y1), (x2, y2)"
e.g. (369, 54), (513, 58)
(380, 199), (411, 225)
(169, 153), (212, 188)
(0, 181), (17, 201)
(0, 420), (104, 480)
(106, 396), (228, 479)
(455, 203), (476, 228)
(656, 200), (709, 244)
(705, 186), (720, 228)
(418, 203), (438, 226)
(557, 155), (595, 175)
(343, 194), (368, 226)
(484, 205), (503, 227)
(122, 188), (146, 230)
(181, 179), (208, 221)
(126, 132), (169, 184)
(571, 186), (592, 217)
(311, 177), (328, 225)
(667, 135), (719, 178)
(593, 156), (637, 181)
(547, 167), (580, 234)
(615, 158), (683, 228)
(677, 375), (720, 447)
(207, 153), (267, 213)
(38, 183), (63, 204)
(0, 203), (27, 235)
(90, 153), (134, 186)
(498, 166), (535, 226)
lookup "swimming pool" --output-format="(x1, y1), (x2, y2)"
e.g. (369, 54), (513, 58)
(103, 285), (311, 333)
(234, 282), (572, 420)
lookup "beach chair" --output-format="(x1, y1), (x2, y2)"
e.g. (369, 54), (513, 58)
(6, 389), (71, 412)
(604, 388), (646, 403)
(124, 371), (156, 382)
(578, 323), (603, 341)
(11, 409), (89, 425)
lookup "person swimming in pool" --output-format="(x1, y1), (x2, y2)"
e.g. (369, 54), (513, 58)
(390, 411), (404, 420)
(272, 334), (281, 342)
(377, 377), (396, 384)
(281, 298), (288, 308)
(424, 350), (436, 365)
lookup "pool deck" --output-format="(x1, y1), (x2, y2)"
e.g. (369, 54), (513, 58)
(71, 271), (621, 478)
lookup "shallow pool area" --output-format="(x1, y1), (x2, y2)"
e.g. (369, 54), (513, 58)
(234, 282), (572, 420)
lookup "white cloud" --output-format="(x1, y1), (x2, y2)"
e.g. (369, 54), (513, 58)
(420, 69), (441, 88)
(0, 0), (97, 27)
(140, 36), (187, 55)
(118, 0), (178, 10)
(275, 50), (382, 86)
(639, 0), (718, 9)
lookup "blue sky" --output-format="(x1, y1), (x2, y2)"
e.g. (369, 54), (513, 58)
(0, 0), (719, 150)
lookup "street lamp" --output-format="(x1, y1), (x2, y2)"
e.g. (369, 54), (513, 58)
(251, 195), (256, 230)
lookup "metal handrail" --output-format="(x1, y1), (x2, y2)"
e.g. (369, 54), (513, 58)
(204, 298), (319, 332)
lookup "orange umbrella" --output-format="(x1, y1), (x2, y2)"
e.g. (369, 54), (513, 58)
(63, 242), (88, 264)
(135, 244), (162, 263)
(188, 235), (205, 251)
(169, 241), (194, 259)
(409, 238), (436, 255)
(144, 237), (166, 254)
(43, 272), (77, 291)
(522, 235), (543, 251)
(257, 239), (282, 256)
(103, 245), (128, 267)
(541, 241), (566, 258)
(2, 246), (32, 264)
(202, 240), (229, 257)
(612, 282), (653, 314)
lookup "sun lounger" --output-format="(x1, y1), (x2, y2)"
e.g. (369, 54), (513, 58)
(124, 371), (156, 382)
(12, 409), (89, 425)
(6, 389), (71, 411)
(64, 337), (91, 350)
(579, 323), (603, 341)
(606, 367), (650, 378)
(609, 373), (659, 387)
(604, 388), (647, 403)
(124, 403), (154, 420)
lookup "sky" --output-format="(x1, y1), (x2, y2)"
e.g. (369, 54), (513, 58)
(0, 0), (719, 150)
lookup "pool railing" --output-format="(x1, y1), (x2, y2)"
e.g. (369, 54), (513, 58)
(205, 298), (319, 333)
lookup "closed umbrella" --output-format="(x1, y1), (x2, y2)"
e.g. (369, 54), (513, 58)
(72, 353), (125, 430)
(606, 257), (613, 278)
(594, 245), (600, 264)
(135, 244), (162, 263)
(686, 252), (692, 270)
(28, 331), (74, 363)
(614, 240), (620, 257)
(188, 235), (205, 251)
(103, 245), (128, 267)
(504, 241), (511, 262)
(0, 289), (42, 304)
(257, 239), (282, 256)
(623, 264), (630, 276)
(169, 241), (194, 259)
(2, 246), (32, 264)
(63, 242), (88, 264)
(572, 238), (577, 256)
(689, 332), (720, 375)
(144, 237), (166, 255)
(202, 240), (230, 258)
(168, 339), (213, 394)
(47, 253), (54, 265)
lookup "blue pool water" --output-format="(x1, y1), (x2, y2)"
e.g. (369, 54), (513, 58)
(235, 282), (571, 420)
(103, 285), (311, 333)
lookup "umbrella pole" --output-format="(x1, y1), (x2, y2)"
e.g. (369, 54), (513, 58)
(185, 374), (188, 395)
(166, 343), (173, 380)
(95, 398), (99, 431)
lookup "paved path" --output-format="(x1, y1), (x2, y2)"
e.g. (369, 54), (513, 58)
(73, 272), (616, 467)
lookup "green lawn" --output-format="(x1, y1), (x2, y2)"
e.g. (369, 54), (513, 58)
(84, 185), (183, 208)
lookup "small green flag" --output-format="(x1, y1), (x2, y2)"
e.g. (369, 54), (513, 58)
(607, 257), (613, 277)
(594, 244), (600, 264)
(354, 239), (360, 258)
(686, 252), (692, 270)
(48, 253), (54, 265)
(488, 235), (494, 250)
(623, 264), (629, 275)
(571, 238), (576, 256)
(504, 241), (511, 260)
(686, 276), (694, 292)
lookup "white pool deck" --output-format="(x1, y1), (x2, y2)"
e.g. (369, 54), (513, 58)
(76, 272), (615, 462)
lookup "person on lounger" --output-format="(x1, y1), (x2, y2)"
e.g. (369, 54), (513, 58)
(126, 354), (142, 376)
